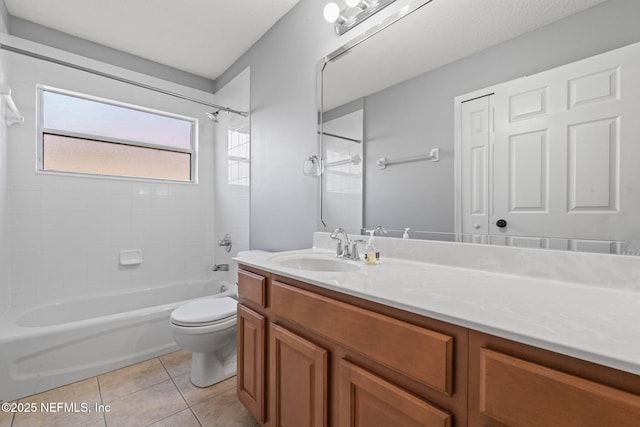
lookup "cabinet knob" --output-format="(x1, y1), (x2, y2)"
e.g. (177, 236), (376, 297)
(496, 219), (507, 228)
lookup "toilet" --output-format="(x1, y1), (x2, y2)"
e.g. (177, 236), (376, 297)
(170, 296), (238, 387)
(171, 250), (271, 387)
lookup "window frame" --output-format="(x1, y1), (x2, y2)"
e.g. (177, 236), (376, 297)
(36, 85), (198, 183)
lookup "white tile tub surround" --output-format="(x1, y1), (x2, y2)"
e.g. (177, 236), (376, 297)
(236, 232), (640, 376)
(8, 173), (215, 309)
(3, 34), (217, 309)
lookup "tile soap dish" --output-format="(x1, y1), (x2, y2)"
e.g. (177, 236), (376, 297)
(120, 249), (142, 266)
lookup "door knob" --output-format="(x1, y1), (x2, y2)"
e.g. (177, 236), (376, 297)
(496, 219), (507, 228)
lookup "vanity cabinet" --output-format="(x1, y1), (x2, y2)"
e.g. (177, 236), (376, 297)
(237, 265), (640, 426)
(237, 266), (468, 427)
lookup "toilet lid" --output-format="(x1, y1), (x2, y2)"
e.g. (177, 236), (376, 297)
(171, 297), (237, 326)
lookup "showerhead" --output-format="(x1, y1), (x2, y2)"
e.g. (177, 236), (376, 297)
(206, 111), (220, 123)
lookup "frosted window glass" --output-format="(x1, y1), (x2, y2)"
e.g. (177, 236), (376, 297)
(43, 91), (192, 150)
(43, 134), (191, 181)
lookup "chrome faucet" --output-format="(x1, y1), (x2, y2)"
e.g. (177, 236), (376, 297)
(349, 238), (367, 260)
(372, 226), (388, 236)
(330, 228), (350, 258)
(217, 234), (232, 253)
(330, 228), (367, 260)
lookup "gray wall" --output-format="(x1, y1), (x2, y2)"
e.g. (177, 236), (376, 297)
(0, 1), (7, 32)
(362, 0), (640, 233)
(6, 16), (215, 93)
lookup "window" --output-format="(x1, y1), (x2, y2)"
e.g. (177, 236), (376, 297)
(227, 129), (250, 186)
(38, 86), (197, 182)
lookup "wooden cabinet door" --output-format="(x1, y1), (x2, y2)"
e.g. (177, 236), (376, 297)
(340, 359), (452, 427)
(237, 304), (266, 423)
(270, 323), (328, 427)
(474, 348), (640, 427)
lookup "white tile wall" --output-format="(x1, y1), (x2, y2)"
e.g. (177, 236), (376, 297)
(4, 44), (217, 309)
(0, 49), (9, 312)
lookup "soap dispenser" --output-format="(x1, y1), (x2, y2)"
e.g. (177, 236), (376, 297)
(403, 228), (411, 239)
(365, 229), (380, 265)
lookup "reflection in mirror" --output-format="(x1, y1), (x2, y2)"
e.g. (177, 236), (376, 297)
(321, 102), (363, 230)
(318, 0), (640, 254)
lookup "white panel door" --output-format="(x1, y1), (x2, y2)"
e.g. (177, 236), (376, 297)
(460, 95), (491, 242)
(490, 42), (640, 253)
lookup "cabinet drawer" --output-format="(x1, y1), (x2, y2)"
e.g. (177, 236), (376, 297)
(479, 348), (640, 426)
(238, 269), (266, 308)
(340, 359), (451, 427)
(271, 281), (454, 395)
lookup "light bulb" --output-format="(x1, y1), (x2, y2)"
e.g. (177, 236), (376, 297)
(345, 0), (361, 7)
(323, 2), (340, 23)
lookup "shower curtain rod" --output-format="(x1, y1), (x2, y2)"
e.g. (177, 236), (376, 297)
(317, 131), (362, 144)
(0, 43), (249, 117)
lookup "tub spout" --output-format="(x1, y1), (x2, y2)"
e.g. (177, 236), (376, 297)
(213, 264), (229, 271)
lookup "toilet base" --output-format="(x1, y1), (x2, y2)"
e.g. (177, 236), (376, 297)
(190, 350), (237, 388)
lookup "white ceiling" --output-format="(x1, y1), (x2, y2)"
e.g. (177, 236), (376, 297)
(4, 0), (301, 80)
(323, 0), (608, 110)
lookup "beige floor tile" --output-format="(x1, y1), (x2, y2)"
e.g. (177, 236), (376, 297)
(13, 378), (104, 427)
(159, 350), (192, 378)
(99, 358), (169, 402)
(174, 374), (237, 407)
(147, 408), (201, 427)
(104, 380), (187, 427)
(191, 388), (256, 427)
(0, 405), (14, 427)
(17, 377), (101, 405)
(13, 410), (105, 427)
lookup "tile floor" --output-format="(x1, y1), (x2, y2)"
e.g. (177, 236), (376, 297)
(0, 350), (258, 427)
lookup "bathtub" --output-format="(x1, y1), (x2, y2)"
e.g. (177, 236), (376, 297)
(0, 279), (236, 402)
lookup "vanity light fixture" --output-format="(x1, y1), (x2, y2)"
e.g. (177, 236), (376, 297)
(323, 0), (397, 35)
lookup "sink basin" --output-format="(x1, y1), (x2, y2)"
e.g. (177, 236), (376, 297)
(269, 254), (361, 272)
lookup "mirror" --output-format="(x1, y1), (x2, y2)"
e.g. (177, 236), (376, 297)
(319, 0), (640, 254)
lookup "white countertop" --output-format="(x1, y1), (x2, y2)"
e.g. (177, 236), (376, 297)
(235, 234), (640, 376)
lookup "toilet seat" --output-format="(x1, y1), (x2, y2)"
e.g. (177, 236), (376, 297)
(171, 297), (237, 327)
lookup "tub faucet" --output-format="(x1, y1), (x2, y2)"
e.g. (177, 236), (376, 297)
(213, 264), (229, 271)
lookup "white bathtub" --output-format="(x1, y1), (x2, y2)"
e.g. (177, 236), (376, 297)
(0, 279), (236, 402)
